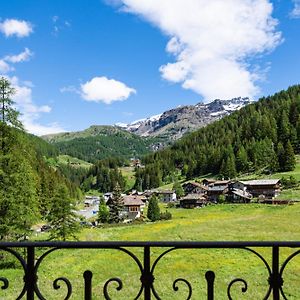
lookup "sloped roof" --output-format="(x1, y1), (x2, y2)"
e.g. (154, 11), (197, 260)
(183, 182), (208, 190)
(232, 189), (252, 199)
(208, 186), (227, 192)
(180, 194), (207, 201)
(154, 190), (175, 194)
(240, 179), (280, 186)
(213, 180), (231, 185)
(122, 195), (144, 206)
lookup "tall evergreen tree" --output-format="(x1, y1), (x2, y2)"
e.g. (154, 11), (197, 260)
(0, 77), (23, 130)
(0, 78), (38, 240)
(108, 183), (124, 223)
(98, 196), (109, 223)
(283, 140), (296, 171)
(147, 195), (160, 222)
(236, 146), (248, 173)
(47, 184), (79, 241)
(173, 180), (184, 198)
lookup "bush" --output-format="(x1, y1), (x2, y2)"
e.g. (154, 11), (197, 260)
(167, 202), (176, 208)
(281, 176), (299, 189)
(218, 194), (226, 204)
(160, 210), (172, 220)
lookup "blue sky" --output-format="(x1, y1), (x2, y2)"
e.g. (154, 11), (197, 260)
(0, 0), (299, 135)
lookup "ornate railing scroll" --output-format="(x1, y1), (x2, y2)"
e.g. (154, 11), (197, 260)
(0, 241), (300, 299)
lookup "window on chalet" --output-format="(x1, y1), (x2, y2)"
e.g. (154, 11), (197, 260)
(129, 206), (139, 212)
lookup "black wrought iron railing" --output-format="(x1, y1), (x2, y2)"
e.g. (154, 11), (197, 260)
(0, 241), (300, 299)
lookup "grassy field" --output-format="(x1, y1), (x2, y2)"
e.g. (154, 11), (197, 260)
(57, 154), (92, 169)
(2, 203), (300, 299)
(120, 166), (136, 191)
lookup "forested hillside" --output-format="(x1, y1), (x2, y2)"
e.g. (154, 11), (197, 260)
(43, 125), (157, 163)
(80, 157), (125, 193)
(135, 85), (300, 190)
(0, 77), (81, 241)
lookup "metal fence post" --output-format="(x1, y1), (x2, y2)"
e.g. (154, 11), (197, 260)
(26, 246), (35, 300)
(205, 270), (215, 300)
(84, 270), (93, 300)
(142, 246), (153, 300)
(272, 246), (282, 300)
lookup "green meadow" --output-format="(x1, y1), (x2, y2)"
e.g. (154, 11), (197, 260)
(2, 203), (300, 299)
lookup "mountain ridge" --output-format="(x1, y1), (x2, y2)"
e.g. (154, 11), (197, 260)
(116, 97), (253, 141)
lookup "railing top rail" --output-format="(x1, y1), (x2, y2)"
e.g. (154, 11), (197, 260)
(1, 240), (300, 248)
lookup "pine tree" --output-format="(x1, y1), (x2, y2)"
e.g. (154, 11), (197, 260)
(98, 196), (109, 223)
(147, 195), (160, 222)
(283, 140), (296, 171)
(219, 148), (237, 179)
(173, 180), (184, 198)
(47, 184), (79, 241)
(0, 77), (23, 130)
(277, 142), (285, 171)
(108, 183), (124, 223)
(0, 78), (38, 240)
(236, 146), (248, 173)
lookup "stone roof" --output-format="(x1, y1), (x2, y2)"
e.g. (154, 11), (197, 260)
(180, 194), (207, 201)
(240, 179), (280, 186)
(232, 189), (252, 199)
(208, 186), (227, 192)
(213, 180), (231, 185)
(122, 195), (144, 206)
(154, 190), (175, 194)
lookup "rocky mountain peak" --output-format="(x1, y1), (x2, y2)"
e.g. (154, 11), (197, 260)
(117, 97), (253, 143)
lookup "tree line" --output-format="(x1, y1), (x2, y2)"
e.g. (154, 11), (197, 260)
(80, 157), (125, 193)
(0, 77), (81, 241)
(134, 85), (300, 189)
(52, 127), (156, 163)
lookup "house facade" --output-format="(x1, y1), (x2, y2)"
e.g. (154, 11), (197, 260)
(179, 194), (207, 208)
(239, 179), (281, 199)
(155, 190), (177, 202)
(182, 182), (208, 195)
(122, 195), (145, 219)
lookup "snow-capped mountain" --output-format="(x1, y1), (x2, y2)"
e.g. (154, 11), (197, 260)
(116, 97), (253, 142)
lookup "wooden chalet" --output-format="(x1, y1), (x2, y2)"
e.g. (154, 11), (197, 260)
(202, 179), (231, 187)
(179, 194), (207, 209)
(154, 190), (177, 202)
(182, 182), (208, 195)
(106, 195), (144, 220)
(226, 188), (252, 203)
(238, 179), (281, 199)
(122, 195), (145, 219)
(207, 185), (229, 202)
(202, 180), (231, 202)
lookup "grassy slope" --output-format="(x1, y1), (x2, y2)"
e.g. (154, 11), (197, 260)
(42, 125), (157, 163)
(120, 166), (136, 191)
(3, 203), (300, 299)
(57, 154), (92, 169)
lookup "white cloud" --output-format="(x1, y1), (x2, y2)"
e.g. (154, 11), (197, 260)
(0, 48), (33, 74)
(0, 59), (14, 73)
(4, 76), (65, 136)
(0, 19), (33, 38)
(51, 15), (71, 36)
(109, 0), (282, 101)
(60, 85), (79, 93)
(52, 16), (59, 23)
(21, 121), (65, 136)
(5, 48), (33, 63)
(80, 76), (136, 104)
(290, 0), (300, 18)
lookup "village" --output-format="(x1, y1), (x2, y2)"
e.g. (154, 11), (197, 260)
(78, 178), (283, 224)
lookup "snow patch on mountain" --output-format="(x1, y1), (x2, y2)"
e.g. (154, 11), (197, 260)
(116, 97), (253, 142)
